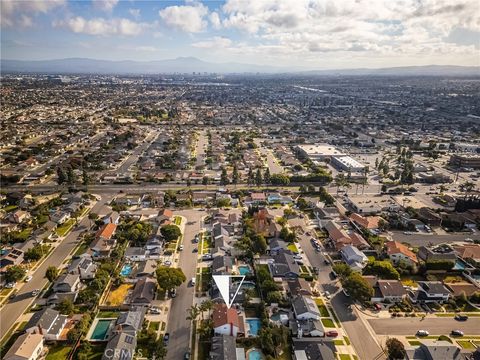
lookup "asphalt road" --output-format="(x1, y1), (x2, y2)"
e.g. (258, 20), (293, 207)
(195, 131), (207, 168)
(165, 209), (203, 360)
(297, 234), (386, 360)
(390, 232), (480, 246)
(369, 317), (480, 335)
(0, 194), (113, 342)
(255, 139), (284, 175)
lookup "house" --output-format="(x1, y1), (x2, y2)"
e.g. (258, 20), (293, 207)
(129, 276), (156, 306)
(386, 241), (418, 267)
(324, 221), (352, 250)
(212, 256), (233, 275)
(371, 279), (407, 303)
(267, 193), (293, 205)
(192, 191), (216, 204)
(269, 252), (300, 279)
(418, 244), (457, 263)
(269, 238), (289, 255)
(157, 209), (174, 225)
(285, 278), (312, 297)
(212, 303), (244, 337)
(134, 260), (157, 278)
(24, 308), (68, 341)
(252, 208), (279, 238)
(102, 332), (137, 360)
(68, 254), (97, 279)
(409, 281), (451, 304)
(291, 319), (325, 337)
(452, 244), (480, 266)
(209, 335), (243, 360)
(294, 342), (336, 360)
(340, 245), (368, 271)
(145, 237), (163, 252)
(53, 273), (81, 293)
(12, 210), (30, 224)
(115, 194), (142, 207)
(349, 213), (383, 230)
(417, 207), (442, 227)
(103, 211), (120, 225)
(293, 295), (321, 321)
(50, 211), (70, 225)
(445, 282), (479, 297)
(113, 307), (146, 335)
(3, 332), (44, 360)
(405, 340), (461, 360)
(91, 223), (117, 258)
(0, 247), (24, 272)
(125, 247), (147, 262)
(250, 192), (266, 204)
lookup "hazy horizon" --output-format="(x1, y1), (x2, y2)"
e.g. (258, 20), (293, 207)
(1, 0), (480, 71)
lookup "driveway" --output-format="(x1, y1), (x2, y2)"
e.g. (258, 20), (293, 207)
(369, 317), (480, 335)
(165, 209), (204, 360)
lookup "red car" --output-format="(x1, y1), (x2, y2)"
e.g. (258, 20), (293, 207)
(326, 331), (338, 337)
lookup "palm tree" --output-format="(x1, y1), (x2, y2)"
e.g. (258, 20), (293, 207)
(199, 299), (213, 320)
(186, 304), (200, 322)
(362, 166), (369, 194)
(334, 174), (348, 194)
(439, 184), (447, 196)
(460, 181), (475, 200)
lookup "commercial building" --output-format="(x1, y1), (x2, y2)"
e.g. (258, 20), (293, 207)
(296, 144), (345, 161)
(331, 156), (365, 172)
(449, 153), (480, 169)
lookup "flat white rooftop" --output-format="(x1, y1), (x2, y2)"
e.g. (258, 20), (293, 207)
(297, 144), (345, 157)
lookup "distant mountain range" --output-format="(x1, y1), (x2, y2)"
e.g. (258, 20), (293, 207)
(1, 57), (479, 76)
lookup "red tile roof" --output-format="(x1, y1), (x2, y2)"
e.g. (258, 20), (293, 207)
(386, 241), (418, 263)
(212, 303), (240, 329)
(96, 223), (117, 240)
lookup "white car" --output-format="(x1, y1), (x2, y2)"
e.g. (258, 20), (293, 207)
(163, 260), (172, 266)
(178, 245), (184, 251)
(24, 276), (33, 282)
(324, 291), (331, 299)
(5, 282), (16, 289)
(465, 238), (474, 243)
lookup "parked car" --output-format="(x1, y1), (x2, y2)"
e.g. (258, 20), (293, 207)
(169, 289), (177, 298)
(184, 352), (191, 359)
(24, 276), (32, 282)
(324, 259), (330, 265)
(193, 247), (198, 253)
(342, 289), (350, 297)
(150, 307), (161, 314)
(178, 245), (184, 251)
(202, 254), (213, 261)
(451, 330), (464, 336)
(326, 330), (339, 337)
(163, 260), (172, 266)
(329, 271), (337, 280)
(163, 333), (170, 345)
(465, 238), (474, 243)
(5, 282), (16, 289)
(31, 289), (40, 296)
(190, 277), (196, 286)
(416, 330), (429, 337)
(454, 314), (468, 321)
(324, 291), (331, 299)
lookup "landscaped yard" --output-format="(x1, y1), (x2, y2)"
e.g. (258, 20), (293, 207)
(338, 354), (351, 360)
(315, 298), (330, 317)
(2, 205), (18, 212)
(46, 345), (72, 360)
(321, 318), (335, 328)
(105, 284), (132, 306)
(97, 311), (120, 318)
(174, 216), (182, 226)
(55, 219), (76, 237)
(201, 233), (212, 254)
(148, 321), (160, 332)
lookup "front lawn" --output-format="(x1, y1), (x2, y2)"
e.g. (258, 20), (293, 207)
(46, 345), (72, 360)
(105, 284), (132, 306)
(457, 340), (476, 349)
(338, 354), (351, 360)
(321, 318), (335, 328)
(55, 219), (75, 237)
(174, 216), (182, 226)
(148, 321), (160, 332)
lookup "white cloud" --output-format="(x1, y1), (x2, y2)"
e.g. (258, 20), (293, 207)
(93, 0), (119, 12)
(192, 36), (232, 48)
(209, 12), (222, 29)
(159, 3), (208, 33)
(128, 8), (141, 20)
(1, 0), (65, 28)
(54, 16), (147, 36)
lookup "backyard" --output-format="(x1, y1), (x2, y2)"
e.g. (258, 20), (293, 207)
(105, 284), (132, 306)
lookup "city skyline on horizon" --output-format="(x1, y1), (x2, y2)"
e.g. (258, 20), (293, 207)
(1, 0), (480, 70)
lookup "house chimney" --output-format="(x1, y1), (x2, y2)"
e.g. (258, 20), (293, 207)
(230, 322), (233, 336)
(37, 325), (44, 335)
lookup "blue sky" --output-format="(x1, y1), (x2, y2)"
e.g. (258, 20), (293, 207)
(1, 0), (479, 69)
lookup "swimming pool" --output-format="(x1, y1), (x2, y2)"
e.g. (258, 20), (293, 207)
(238, 265), (251, 275)
(91, 319), (114, 341)
(248, 348), (264, 360)
(246, 318), (261, 336)
(120, 264), (133, 276)
(241, 281), (255, 289)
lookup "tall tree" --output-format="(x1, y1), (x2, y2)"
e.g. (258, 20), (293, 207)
(247, 168), (255, 185)
(232, 164), (239, 186)
(45, 266), (59, 282)
(386, 338), (406, 360)
(220, 167), (229, 186)
(156, 266), (186, 291)
(56, 167), (67, 185)
(255, 168), (263, 187)
(263, 167), (271, 184)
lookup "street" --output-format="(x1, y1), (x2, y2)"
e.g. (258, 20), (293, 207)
(297, 233), (386, 360)
(390, 232), (480, 246)
(0, 194), (113, 342)
(369, 317), (480, 335)
(165, 210), (203, 360)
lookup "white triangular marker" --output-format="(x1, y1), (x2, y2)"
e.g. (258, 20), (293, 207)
(212, 275), (246, 309)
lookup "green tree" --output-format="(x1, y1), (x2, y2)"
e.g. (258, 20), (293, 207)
(5, 265), (26, 283)
(363, 260), (400, 280)
(82, 169), (90, 186)
(45, 266), (59, 282)
(202, 176), (209, 187)
(160, 224), (181, 242)
(255, 168), (263, 187)
(332, 263), (353, 279)
(220, 167), (229, 186)
(57, 298), (75, 315)
(56, 167), (67, 185)
(232, 164), (239, 185)
(247, 168), (255, 185)
(263, 167), (271, 184)
(156, 266), (186, 291)
(199, 299), (213, 320)
(216, 198), (231, 207)
(342, 272), (373, 303)
(270, 174), (290, 185)
(186, 304), (200, 322)
(386, 338), (406, 360)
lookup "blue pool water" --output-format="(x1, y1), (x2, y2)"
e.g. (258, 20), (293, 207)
(239, 265), (251, 275)
(248, 349), (263, 360)
(453, 259), (467, 270)
(246, 318), (261, 336)
(91, 319), (113, 340)
(120, 264), (132, 276)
